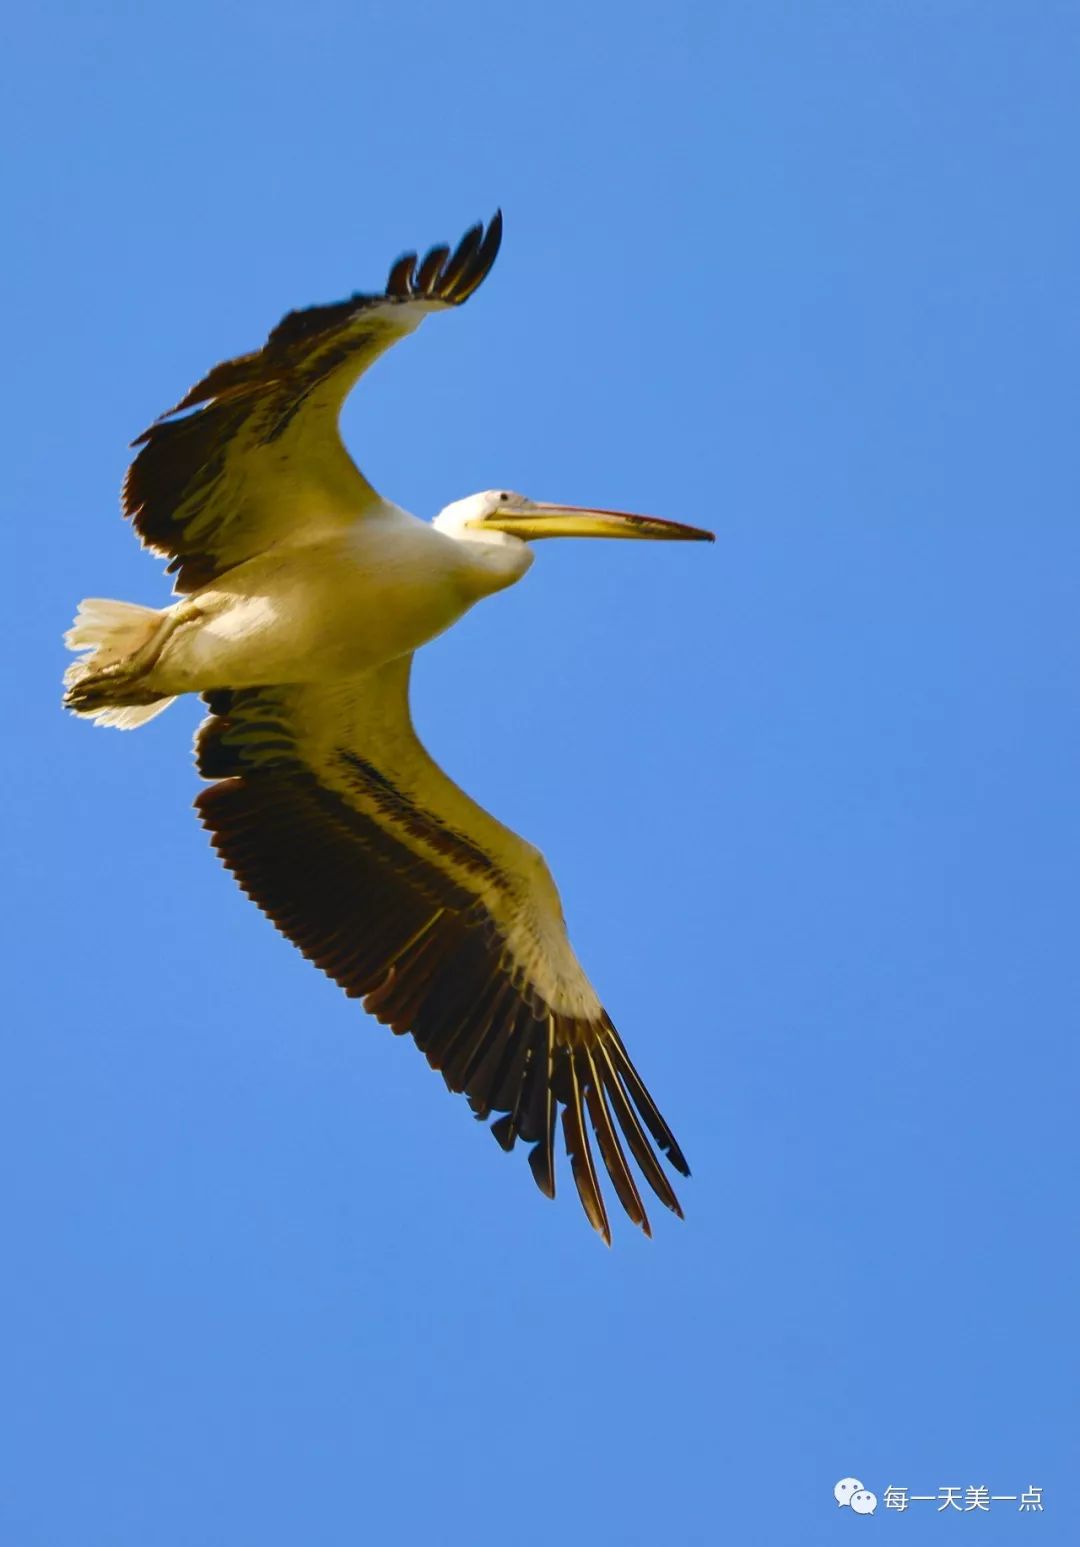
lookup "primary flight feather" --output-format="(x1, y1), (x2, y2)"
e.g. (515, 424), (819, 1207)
(65, 213), (713, 1242)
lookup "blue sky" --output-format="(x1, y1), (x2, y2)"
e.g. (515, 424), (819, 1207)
(3, 2), (1078, 1542)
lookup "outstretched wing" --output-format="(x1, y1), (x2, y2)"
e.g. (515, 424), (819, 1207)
(123, 214), (503, 592)
(194, 658), (689, 1242)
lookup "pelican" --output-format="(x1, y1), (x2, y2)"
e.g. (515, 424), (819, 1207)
(64, 213), (713, 1241)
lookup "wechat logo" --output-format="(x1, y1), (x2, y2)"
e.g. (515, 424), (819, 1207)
(835, 1478), (878, 1515)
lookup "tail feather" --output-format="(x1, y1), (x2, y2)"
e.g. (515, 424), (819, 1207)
(71, 697), (176, 730)
(64, 598), (176, 729)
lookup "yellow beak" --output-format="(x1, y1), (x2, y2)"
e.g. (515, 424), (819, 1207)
(475, 503), (715, 542)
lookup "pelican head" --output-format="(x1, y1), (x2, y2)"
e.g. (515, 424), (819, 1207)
(433, 489), (715, 545)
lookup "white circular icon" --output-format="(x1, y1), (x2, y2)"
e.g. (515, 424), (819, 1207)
(835, 1477), (864, 1507)
(851, 1489), (878, 1515)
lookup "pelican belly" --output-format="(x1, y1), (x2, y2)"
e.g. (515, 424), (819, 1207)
(147, 514), (514, 694)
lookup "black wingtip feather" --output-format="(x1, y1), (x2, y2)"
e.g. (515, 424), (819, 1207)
(416, 244), (451, 294)
(386, 251), (418, 297)
(562, 1056), (611, 1245)
(490, 1113), (517, 1152)
(437, 222), (484, 299)
(582, 1051), (651, 1236)
(527, 1082), (557, 1199)
(605, 1026), (692, 1178)
(457, 211), (503, 302)
(382, 213), (502, 306)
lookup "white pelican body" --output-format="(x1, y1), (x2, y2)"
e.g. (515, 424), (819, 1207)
(145, 505), (531, 694)
(64, 214), (713, 1242)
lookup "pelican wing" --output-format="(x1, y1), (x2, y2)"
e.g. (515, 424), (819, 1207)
(122, 215), (502, 592)
(194, 658), (689, 1241)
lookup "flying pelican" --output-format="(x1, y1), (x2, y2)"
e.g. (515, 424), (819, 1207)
(64, 213), (713, 1242)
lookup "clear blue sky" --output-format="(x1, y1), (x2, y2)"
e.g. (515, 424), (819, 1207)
(3, 3), (1077, 1543)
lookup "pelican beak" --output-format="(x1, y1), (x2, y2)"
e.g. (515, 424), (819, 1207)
(479, 503), (715, 542)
